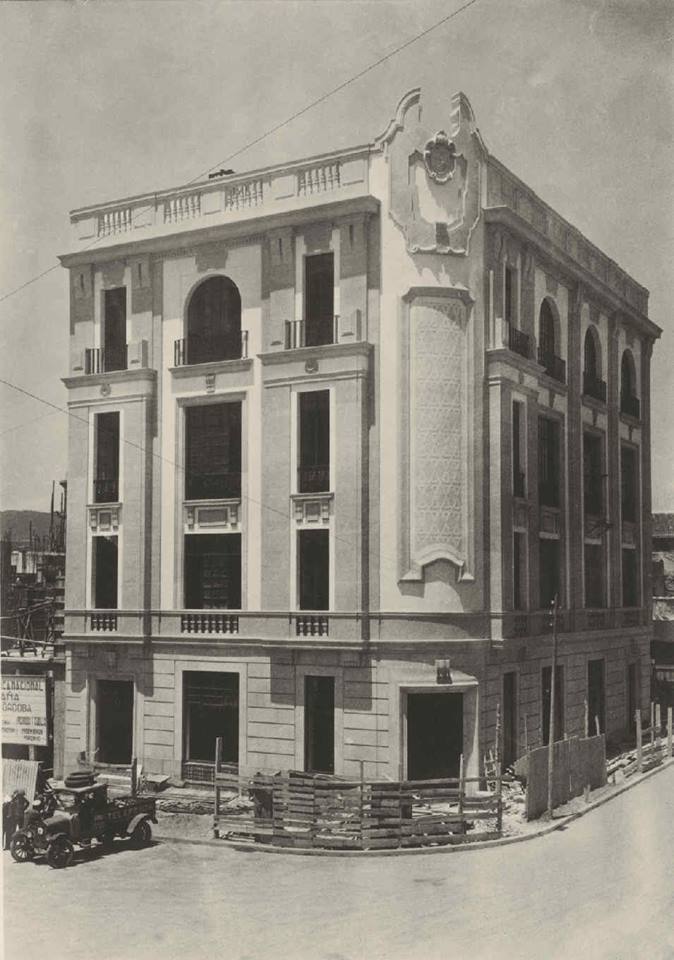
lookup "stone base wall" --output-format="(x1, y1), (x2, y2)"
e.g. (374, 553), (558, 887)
(62, 629), (651, 781)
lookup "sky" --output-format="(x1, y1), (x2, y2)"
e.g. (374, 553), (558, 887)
(0, 0), (672, 512)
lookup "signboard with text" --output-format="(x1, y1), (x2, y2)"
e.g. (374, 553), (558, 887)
(1, 676), (48, 747)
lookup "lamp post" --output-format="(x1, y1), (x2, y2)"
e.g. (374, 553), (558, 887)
(546, 594), (559, 820)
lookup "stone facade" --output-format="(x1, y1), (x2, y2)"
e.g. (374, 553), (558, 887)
(59, 89), (660, 785)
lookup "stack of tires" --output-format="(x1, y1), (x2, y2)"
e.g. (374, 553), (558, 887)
(64, 770), (96, 789)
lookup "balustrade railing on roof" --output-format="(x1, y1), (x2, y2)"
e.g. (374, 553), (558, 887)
(297, 161), (341, 196)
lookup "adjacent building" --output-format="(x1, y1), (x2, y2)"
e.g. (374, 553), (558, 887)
(59, 89), (660, 784)
(652, 513), (674, 706)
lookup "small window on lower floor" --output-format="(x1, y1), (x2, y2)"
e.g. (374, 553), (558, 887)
(93, 535), (118, 609)
(304, 675), (335, 774)
(184, 534), (241, 609)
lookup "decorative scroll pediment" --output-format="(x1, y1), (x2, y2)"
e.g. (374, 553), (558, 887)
(376, 89), (486, 256)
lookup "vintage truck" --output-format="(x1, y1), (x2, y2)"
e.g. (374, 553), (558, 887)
(9, 778), (157, 869)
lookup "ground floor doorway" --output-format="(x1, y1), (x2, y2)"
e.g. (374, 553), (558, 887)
(96, 679), (133, 764)
(304, 675), (334, 774)
(406, 692), (463, 780)
(183, 672), (239, 770)
(587, 658), (606, 735)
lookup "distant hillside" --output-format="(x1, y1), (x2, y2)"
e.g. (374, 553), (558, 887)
(0, 510), (52, 544)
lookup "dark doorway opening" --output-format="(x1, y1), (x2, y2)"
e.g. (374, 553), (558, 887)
(304, 675), (335, 774)
(305, 254), (334, 346)
(97, 679), (133, 764)
(103, 287), (127, 372)
(587, 659), (606, 735)
(183, 672), (239, 765)
(298, 529), (329, 610)
(502, 672), (517, 769)
(406, 692), (463, 780)
(186, 276), (242, 364)
(626, 662), (638, 734)
(298, 391), (330, 493)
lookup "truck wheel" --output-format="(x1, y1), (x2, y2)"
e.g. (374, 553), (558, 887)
(130, 820), (152, 847)
(46, 837), (74, 869)
(9, 832), (34, 863)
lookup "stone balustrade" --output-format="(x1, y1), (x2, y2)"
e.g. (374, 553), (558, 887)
(70, 149), (369, 249)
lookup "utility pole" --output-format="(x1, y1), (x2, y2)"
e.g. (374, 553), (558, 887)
(546, 594), (559, 820)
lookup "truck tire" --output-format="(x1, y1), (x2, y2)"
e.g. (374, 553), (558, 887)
(130, 819), (152, 847)
(9, 832), (34, 863)
(46, 836), (74, 869)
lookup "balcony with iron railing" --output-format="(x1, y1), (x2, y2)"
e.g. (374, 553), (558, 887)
(297, 465), (330, 494)
(537, 347), (566, 384)
(173, 331), (249, 367)
(620, 391), (641, 420)
(94, 478), (119, 504)
(506, 324), (532, 360)
(185, 471), (241, 502)
(582, 371), (607, 403)
(285, 316), (341, 350)
(85, 345), (128, 375)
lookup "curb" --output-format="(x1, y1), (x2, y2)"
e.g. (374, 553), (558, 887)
(153, 757), (672, 858)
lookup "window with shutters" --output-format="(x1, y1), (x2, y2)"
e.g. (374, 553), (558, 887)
(185, 402), (241, 501)
(94, 411), (120, 503)
(538, 416), (560, 508)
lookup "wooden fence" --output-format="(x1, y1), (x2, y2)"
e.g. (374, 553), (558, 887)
(213, 741), (502, 851)
(522, 734), (607, 820)
(614, 705), (674, 779)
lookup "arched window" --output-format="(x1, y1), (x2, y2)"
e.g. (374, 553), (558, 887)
(582, 326), (605, 401)
(538, 299), (565, 382)
(539, 300), (556, 357)
(620, 349), (639, 418)
(583, 328), (598, 379)
(186, 276), (242, 365)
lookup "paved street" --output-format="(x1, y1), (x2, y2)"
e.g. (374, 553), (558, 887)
(3, 766), (674, 960)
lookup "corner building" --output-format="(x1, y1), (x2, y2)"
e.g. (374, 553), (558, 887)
(60, 90), (660, 784)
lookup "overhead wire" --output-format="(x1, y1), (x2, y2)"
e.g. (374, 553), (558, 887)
(0, 0), (481, 306)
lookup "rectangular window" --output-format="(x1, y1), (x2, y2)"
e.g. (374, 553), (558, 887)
(305, 253), (334, 347)
(622, 548), (639, 607)
(587, 659), (605, 735)
(298, 529), (329, 610)
(298, 391), (330, 492)
(93, 535), (118, 609)
(505, 264), (517, 327)
(583, 432), (603, 517)
(538, 416), (560, 508)
(183, 672), (239, 766)
(304, 675), (335, 774)
(620, 445), (638, 523)
(584, 543), (605, 608)
(513, 531), (527, 610)
(512, 401), (525, 498)
(103, 287), (127, 372)
(542, 664), (564, 745)
(185, 403), (242, 501)
(626, 662), (638, 733)
(502, 671), (517, 769)
(539, 538), (561, 609)
(94, 412), (120, 503)
(184, 534), (241, 609)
